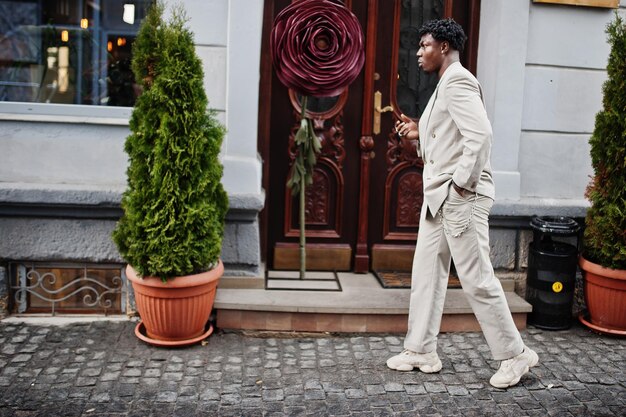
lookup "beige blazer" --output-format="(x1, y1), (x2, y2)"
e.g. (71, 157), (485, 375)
(417, 62), (495, 217)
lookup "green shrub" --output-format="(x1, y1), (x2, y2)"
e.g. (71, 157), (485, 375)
(583, 12), (626, 270)
(113, 3), (228, 280)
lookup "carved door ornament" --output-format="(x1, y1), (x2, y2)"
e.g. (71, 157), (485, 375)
(284, 89), (347, 238)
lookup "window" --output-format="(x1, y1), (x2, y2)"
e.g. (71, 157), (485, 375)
(0, 0), (151, 107)
(9, 262), (125, 315)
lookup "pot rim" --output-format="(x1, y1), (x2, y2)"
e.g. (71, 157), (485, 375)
(579, 255), (626, 281)
(125, 259), (224, 288)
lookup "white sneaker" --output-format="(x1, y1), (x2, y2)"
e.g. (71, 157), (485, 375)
(489, 346), (539, 388)
(386, 349), (442, 373)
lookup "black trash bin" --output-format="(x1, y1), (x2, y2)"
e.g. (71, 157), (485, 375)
(525, 216), (580, 330)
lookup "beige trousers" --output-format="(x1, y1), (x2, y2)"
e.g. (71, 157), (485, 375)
(404, 188), (524, 361)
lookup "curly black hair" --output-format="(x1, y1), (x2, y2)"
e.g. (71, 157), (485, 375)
(418, 18), (467, 53)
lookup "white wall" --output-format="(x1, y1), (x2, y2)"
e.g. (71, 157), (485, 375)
(223, 0), (264, 196)
(478, 0), (623, 203)
(477, 0), (530, 199)
(0, 122), (127, 185)
(174, 0), (264, 198)
(519, 3), (613, 200)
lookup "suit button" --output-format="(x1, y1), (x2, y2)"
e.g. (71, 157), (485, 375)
(471, 182), (477, 188)
(429, 160), (434, 165)
(432, 133), (436, 138)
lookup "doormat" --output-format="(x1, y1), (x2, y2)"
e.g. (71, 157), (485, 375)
(373, 270), (462, 289)
(265, 270), (342, 291)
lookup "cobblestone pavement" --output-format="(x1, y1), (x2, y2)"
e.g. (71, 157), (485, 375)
(0, 320), (624, 417)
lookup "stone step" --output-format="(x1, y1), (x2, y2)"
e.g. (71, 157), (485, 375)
(214, 272), (531, 333)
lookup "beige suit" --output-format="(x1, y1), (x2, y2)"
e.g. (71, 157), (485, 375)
(405, 62), (524, 360)
(418, 62), (495, 217)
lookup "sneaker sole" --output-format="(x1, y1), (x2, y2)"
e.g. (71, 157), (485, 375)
(419, 360), (443, 373)
(386, 360), (442, 373)
(386, 362), (414, 372)
(490, 365), (528, 389)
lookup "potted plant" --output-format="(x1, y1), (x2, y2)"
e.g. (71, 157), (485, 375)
(579, 12), (626, 336)
(113, 2), (228, 346)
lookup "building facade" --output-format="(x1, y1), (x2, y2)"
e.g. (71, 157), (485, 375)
(0, 0), (624, 316)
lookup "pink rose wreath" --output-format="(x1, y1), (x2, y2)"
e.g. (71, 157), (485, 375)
(270, 0), (365, 277)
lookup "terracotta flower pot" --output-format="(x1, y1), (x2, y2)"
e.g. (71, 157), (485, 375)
(579, 256), (626, 335)
(126, 260), (223, 346)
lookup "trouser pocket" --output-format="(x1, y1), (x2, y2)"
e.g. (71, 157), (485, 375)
(441, 187), (474, 237)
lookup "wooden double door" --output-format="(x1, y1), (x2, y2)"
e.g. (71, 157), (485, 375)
(259, 0), (481, 273)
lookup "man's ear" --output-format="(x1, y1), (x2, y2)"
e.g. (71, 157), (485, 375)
(441, 41), (450, 54)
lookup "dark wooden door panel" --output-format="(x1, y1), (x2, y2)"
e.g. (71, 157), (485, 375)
(366, 0), (440, 271)
(259, 0), (481, 272)
(367, 0), (481, 272)
(264, 0), (366, 271)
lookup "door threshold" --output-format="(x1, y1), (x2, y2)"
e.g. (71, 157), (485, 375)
(266, 270), (342, 291)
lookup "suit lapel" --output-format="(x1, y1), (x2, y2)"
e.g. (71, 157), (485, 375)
(420, 63), (459, 141)
(421, 87), (439, 137)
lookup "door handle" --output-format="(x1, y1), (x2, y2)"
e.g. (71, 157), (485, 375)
(373, 90), (393, 134)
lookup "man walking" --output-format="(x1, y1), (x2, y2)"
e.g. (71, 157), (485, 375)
(388, 18), (538, 389)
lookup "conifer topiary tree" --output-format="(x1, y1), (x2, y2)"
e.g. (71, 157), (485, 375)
(583, 12), (626, 271)
(113, 2), (228, 280)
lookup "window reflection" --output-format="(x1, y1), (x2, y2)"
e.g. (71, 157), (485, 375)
(0, 0), (151, 107)
(396, 0), (443, 118)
